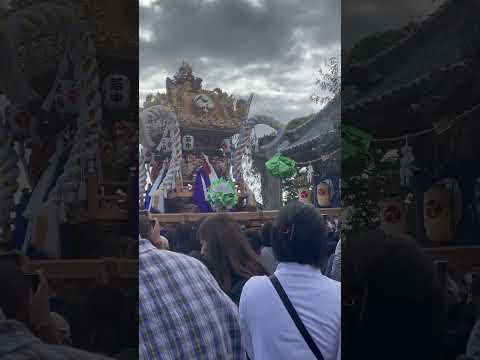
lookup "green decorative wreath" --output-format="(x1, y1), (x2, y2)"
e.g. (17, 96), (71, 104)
(207, 178), (238, 211)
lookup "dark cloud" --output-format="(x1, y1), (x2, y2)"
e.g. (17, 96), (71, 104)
(343, 0), (446, 50)
(140, 0), (340, 123)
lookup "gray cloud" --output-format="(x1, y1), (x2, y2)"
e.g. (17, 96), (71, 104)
(140, 0), (340, 123)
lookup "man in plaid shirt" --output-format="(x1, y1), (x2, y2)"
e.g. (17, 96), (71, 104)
(139, 237), (246, 359)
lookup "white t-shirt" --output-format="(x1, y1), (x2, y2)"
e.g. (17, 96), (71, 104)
(239, 262), (341, 360)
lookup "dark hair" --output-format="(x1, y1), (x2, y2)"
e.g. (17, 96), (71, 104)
(197, 214), (266, 292)
(245, 230), (262, 254)
(343, 231), (445, 360)
(139, 213), (152, 240)
(0, 263), (30, 322)
(170, 223), (200, 254)
(272, 202), (327, 267)
(261, 222), (274, 247)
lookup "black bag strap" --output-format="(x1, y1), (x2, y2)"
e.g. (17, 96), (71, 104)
(269, 275), (324, 360)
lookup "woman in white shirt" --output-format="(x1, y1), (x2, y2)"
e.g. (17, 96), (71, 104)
(239, 202), (341, 360)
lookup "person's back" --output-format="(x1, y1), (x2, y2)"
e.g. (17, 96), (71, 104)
(240, 202), (341, 360)
(240, 263), (340, 360)
(139, 238), (245, 360)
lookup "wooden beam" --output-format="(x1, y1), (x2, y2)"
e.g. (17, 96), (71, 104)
(25, 259), (138, 280)
(425, 246), (480, 269)
(149, 208), (341, 223)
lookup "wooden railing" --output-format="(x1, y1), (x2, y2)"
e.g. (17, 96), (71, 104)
(21, 236), (478, 283)
(25, 258), (138, 280)
(149, 208), (341, 224)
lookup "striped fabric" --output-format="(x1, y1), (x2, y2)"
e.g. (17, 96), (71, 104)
(139, 240), (245, 360)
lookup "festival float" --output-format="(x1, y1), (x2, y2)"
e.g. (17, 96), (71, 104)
(0, 1), (137, 283)
(140, 64), (341, 231)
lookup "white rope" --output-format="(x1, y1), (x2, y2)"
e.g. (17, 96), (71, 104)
(371, 128), (433, 143)
(369, 102), (480, 143)
(296, 148), (340, 166)
(48, 22), (102, 202)
(233, 94), (254, 183)
(140, 105), (183, 194)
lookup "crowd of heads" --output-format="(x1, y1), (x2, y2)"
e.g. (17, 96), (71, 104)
(138, 202), (339, 312)
(138, 200), (479, 360)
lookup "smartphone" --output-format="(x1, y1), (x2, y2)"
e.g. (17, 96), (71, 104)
(24, 273), (40, 293)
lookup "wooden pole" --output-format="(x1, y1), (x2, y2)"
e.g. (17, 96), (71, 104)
(87, 172), (99, 215)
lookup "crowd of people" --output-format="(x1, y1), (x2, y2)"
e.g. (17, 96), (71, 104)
(139, 201), (342, 359)
(139, 201), (480, 360)
(1, 199), (479, 359)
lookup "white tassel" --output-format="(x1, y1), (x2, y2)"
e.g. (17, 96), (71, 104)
(399, 138), (414, 187)
(307, 164), (314, 184)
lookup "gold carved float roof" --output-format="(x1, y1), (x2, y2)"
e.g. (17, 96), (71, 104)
(165, 64), (247, 131)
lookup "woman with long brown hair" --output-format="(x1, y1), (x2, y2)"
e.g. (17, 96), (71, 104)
(197, 214), (266, 304)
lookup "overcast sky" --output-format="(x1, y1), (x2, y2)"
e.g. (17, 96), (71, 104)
(139, 0), (340, 124)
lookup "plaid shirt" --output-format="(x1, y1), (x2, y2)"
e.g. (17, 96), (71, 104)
(139, 239), (245, 360)
(0, 308), (112, 360)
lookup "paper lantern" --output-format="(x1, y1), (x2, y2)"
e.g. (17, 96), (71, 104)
(103, 74), (130, 110)
(55, 80), (79, 114)
(424, 180), (462, 243)
(182, 135), (194, 151)
(316, 179), (334, 207)
(378, 197), (407, 235)
(297, 187), (312, 204)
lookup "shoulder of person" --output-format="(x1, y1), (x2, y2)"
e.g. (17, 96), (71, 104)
(241, 275), (271, 298)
